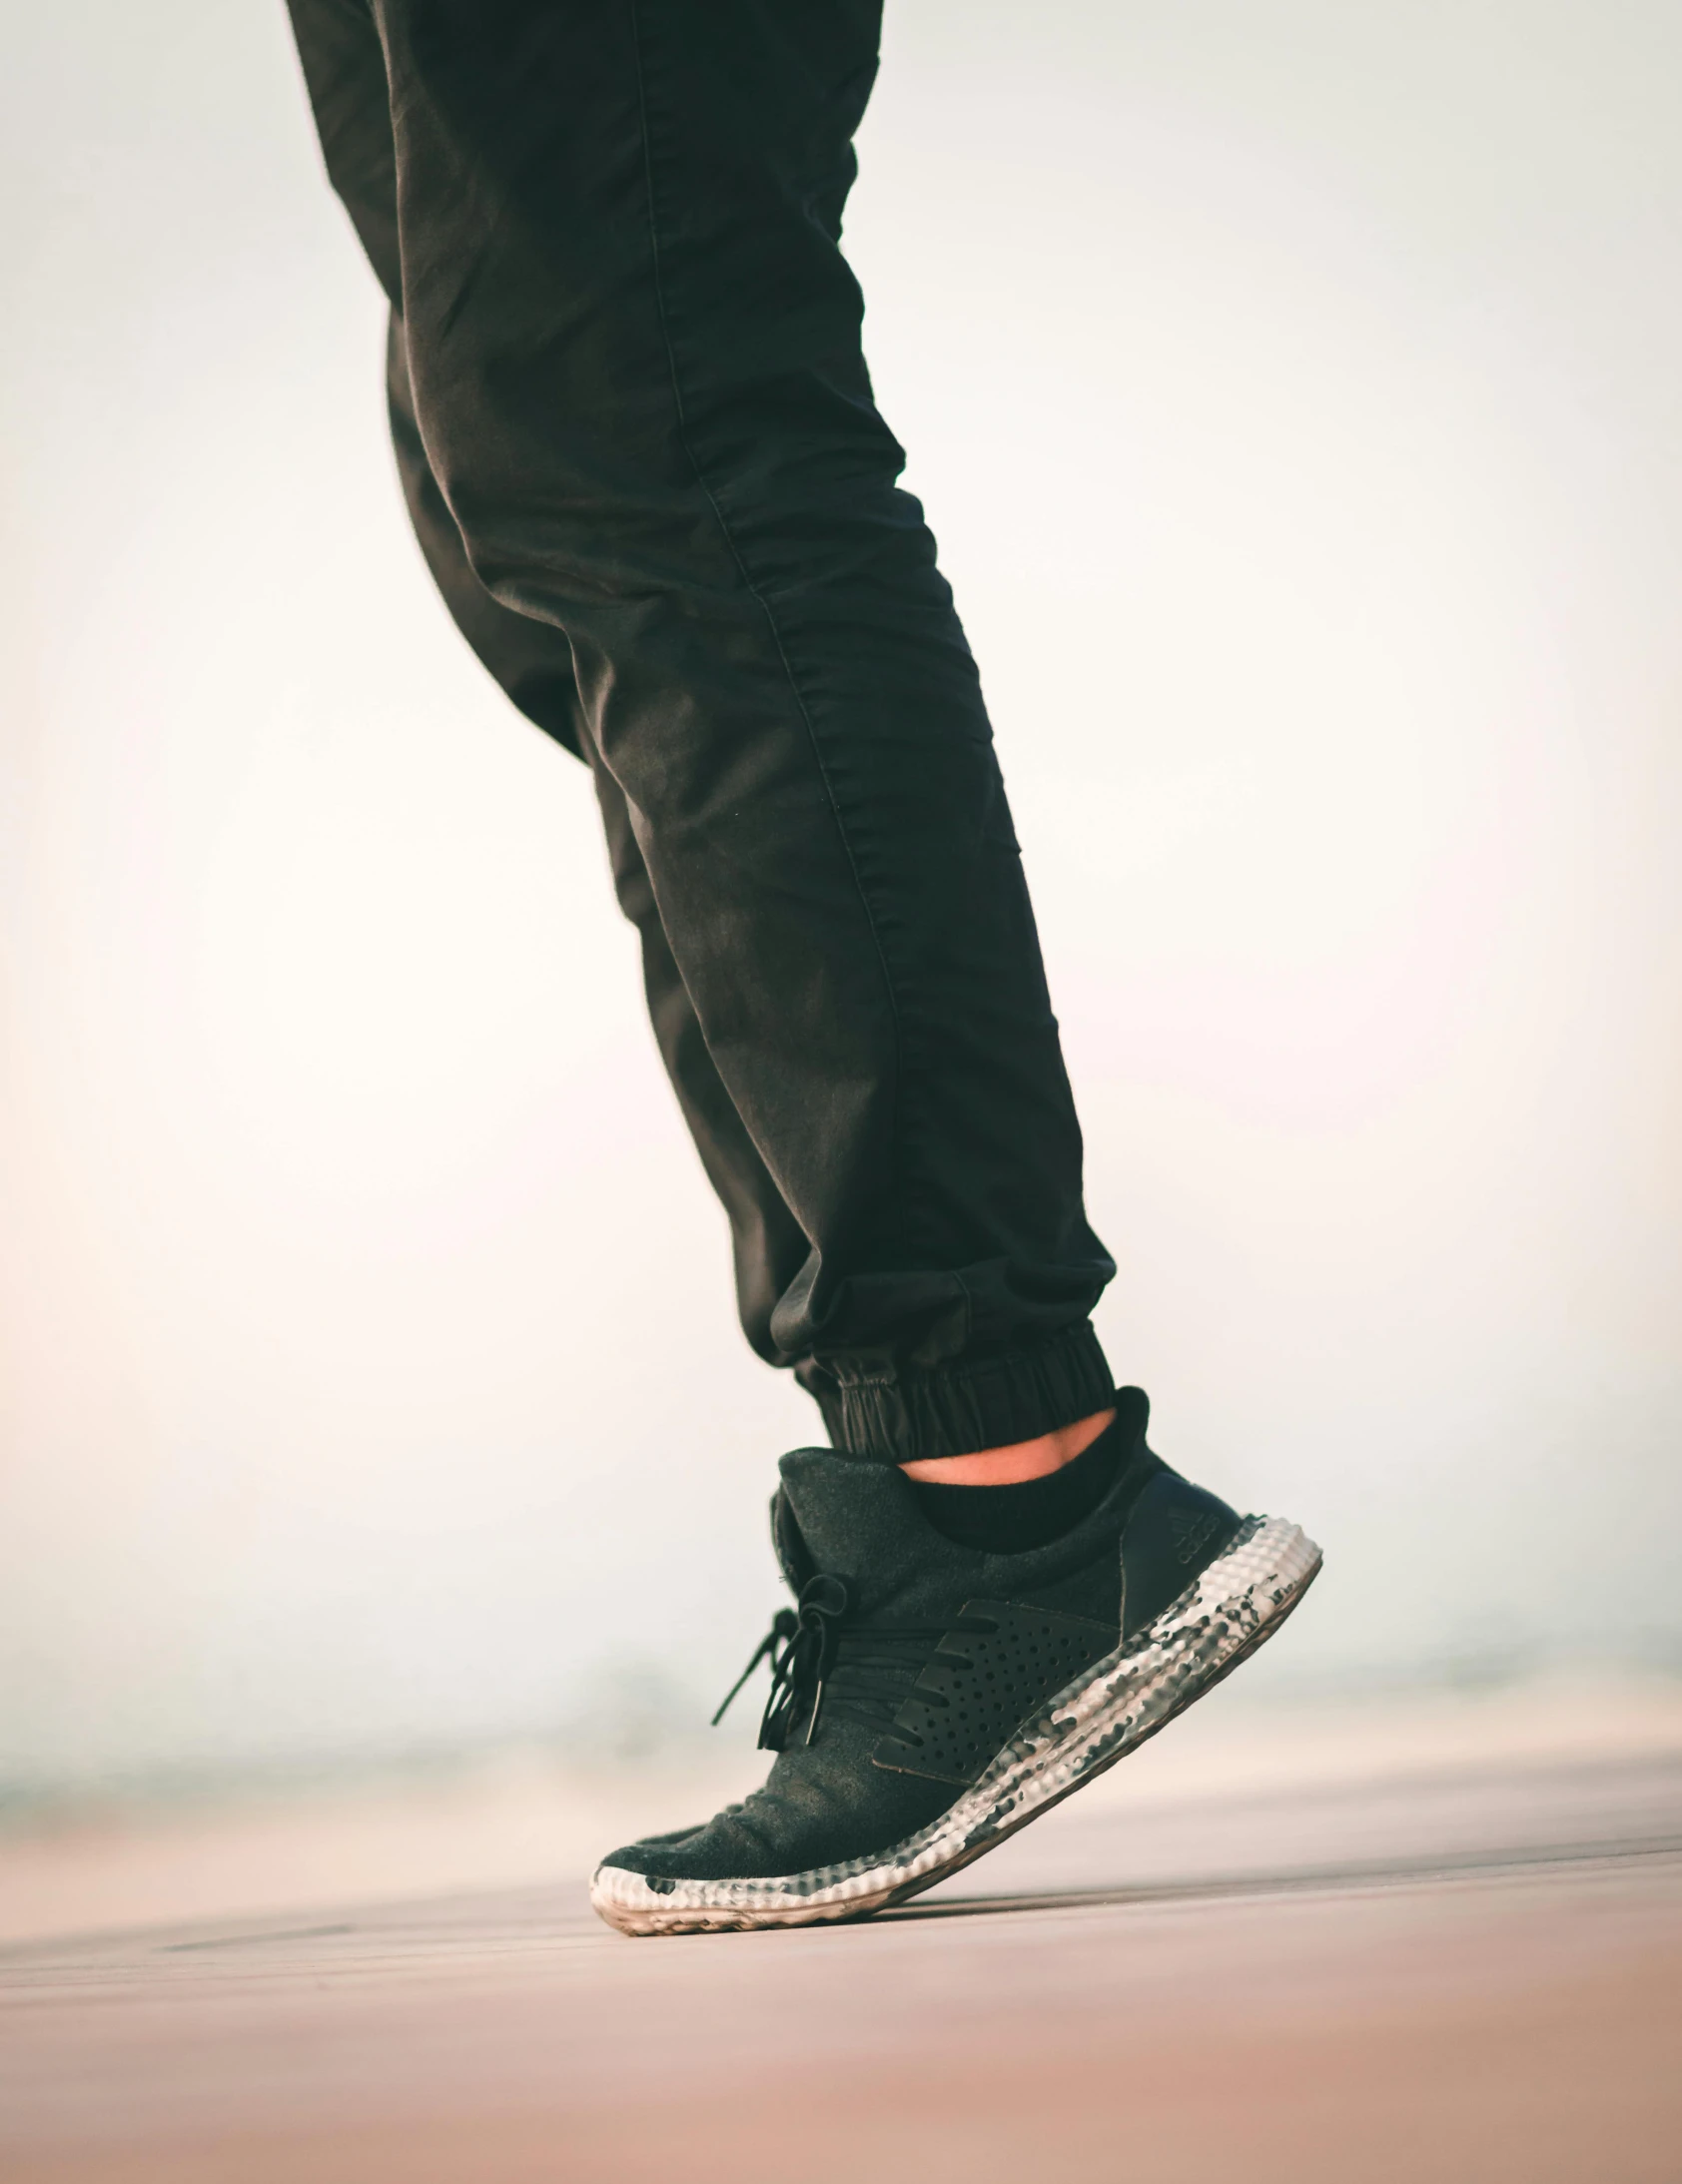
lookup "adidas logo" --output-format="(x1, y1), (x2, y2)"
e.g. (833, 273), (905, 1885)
(1170, 1509), (1220, 1566)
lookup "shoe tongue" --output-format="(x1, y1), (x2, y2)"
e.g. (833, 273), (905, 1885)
(775, 1449), (948, 1615)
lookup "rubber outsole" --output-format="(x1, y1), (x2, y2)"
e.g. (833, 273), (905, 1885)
(591, 1512), (1322, 1936)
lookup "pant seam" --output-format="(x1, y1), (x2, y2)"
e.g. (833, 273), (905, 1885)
(625, 0), (912, 1260)
(829, 1328), (1098, 1393)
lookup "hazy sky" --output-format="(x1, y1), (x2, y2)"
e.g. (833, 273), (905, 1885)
(3, 0), (1679, 1793)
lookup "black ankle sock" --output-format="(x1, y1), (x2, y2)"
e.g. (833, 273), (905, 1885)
(908, 1421), (1123, 1553)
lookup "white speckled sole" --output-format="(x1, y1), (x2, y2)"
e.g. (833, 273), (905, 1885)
(591, 1513), (1321, 1936)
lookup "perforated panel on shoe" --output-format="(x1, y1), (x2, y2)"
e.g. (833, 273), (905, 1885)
(872, 1600), (1118, 1788)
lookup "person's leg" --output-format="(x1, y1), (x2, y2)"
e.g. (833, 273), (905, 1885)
(283, 0), (1319, 1933)
(292, 0), (1116, 1465)
(289, 0), (1088, 1446)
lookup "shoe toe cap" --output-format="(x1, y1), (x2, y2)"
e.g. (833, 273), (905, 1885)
(595, 1822), (711, 1875)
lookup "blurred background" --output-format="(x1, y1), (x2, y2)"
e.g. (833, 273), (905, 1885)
(2, 0), (1680, 1855)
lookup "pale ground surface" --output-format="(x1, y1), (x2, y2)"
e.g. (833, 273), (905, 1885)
(2, 1671), (1677, 1945)
(2, 1675), (1679, 2182)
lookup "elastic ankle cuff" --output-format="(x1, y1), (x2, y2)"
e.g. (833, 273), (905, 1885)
(803, 1321), (1116, 1464)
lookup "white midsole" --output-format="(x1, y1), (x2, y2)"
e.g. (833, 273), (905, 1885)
(592, 1513), (1321, 1935)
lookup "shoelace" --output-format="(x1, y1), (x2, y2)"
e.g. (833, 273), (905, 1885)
(713, 1574), (996, 1752)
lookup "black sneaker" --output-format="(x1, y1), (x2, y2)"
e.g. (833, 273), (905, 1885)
(591, 1389), (1319, 1935)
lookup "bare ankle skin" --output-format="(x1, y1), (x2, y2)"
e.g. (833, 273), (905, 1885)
(899, 1406), (1117, 1486)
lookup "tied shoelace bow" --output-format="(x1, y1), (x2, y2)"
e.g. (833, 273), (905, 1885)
(712, 1573), (993, 1753)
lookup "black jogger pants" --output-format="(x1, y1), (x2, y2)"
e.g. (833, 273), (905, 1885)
(286, 0), (1116, 1461)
